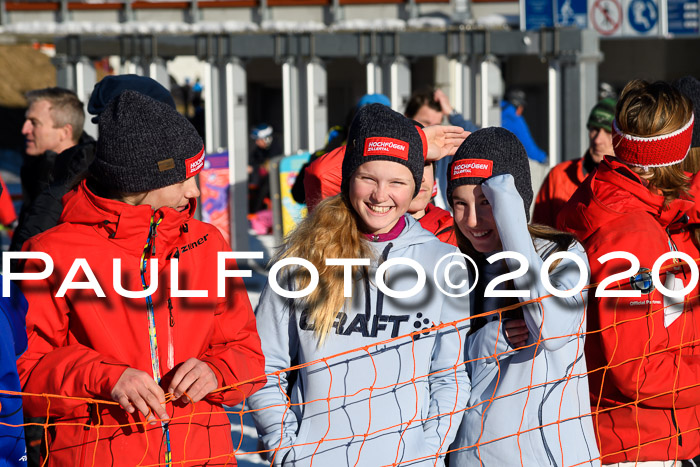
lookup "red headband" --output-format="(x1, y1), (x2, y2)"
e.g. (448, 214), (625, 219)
(612, 114), (694, 168)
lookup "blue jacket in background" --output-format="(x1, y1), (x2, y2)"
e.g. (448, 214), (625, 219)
(0, 278), (28, 467)
(500, 101), (548, 163)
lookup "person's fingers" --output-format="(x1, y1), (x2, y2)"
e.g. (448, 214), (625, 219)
(182, 380), (207, 404)
(183, 367), (218, 404)
(139, 385), (168, 423)
(128, 390), (152, 420)
(168, 358), (198, 398)
(505, 327), (529, 337)
(172, 369), (198, 401)
(116, 394), (134, 414)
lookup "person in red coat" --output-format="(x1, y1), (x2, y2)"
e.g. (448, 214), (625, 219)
(0, 175), (17, 229)
(16, 90), (265, 466)
(532, 98), (616, 227)
(558, 80), (700, 464)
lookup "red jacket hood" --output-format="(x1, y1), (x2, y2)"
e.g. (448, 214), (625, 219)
(61, 180), (197, 255)
(558, 157), (693, 243)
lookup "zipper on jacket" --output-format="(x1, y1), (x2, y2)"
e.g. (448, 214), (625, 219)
(78, 404), (94, 467)
(664, 230), (687, 280)
(671, 409), (682, 446)
(168, 298), (174, 327)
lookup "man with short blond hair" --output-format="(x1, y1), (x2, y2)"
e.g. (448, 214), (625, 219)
(19, 88), (84, 206)
(23, 87), (84, 157)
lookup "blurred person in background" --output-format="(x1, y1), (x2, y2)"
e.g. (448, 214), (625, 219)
(12, 88), (86, 252)
(500, 88), (548, 164)
(11, 75), (176, 253)
(533, 98), (616, 227)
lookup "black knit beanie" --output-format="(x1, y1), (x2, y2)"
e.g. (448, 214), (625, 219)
(672, 76), (700, 149)
(447, 126), (533, 221)
(93, 90), (205, 193)
(341, 103), (425, 198)
(88, 74), (176, 123)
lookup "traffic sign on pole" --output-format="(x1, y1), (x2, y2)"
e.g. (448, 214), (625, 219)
(624, 0), (659, 34)
(668, 0), (699, 34)
(590, 0), (623, 35)
(558, 0), (589, 26)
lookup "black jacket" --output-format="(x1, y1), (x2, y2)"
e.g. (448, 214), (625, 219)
(11, 134), (95, 252)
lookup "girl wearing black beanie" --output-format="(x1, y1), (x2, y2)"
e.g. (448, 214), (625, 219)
(249, 104), (471, 466)
(446, 127), (598, 466)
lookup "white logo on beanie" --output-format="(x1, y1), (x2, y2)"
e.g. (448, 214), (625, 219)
(185, 148), (205, 178)
(363, 137), (409, 161)
(451, 159), (493, 179)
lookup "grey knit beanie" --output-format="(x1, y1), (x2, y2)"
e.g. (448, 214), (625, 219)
(341, 103), (425, 198)
(672, 76), (700, 149)
(447, 126), (533, 221)
(93, 90), (205, 193)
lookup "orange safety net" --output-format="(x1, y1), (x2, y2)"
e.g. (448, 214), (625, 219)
(3, 264), (700, 467)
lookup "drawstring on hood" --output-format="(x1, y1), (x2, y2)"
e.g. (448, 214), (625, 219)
(139, 215), (173, 466)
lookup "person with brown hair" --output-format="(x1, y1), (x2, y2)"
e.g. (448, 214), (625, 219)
(446, 127), (597, 467)
(249, 103), (470, 466)
(559, 79), (700, 465)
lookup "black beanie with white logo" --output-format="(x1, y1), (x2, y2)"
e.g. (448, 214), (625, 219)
(341, 103), (426, 198)
(447, 126), (533, 221)
(93, 90), (205, 193)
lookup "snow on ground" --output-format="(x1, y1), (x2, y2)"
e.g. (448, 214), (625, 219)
(230, 230), (277, 466)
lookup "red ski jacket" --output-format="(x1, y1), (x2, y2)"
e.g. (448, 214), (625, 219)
(17, 181), (265, 466)
(303, 146), (344, 213)
(0, 174), (16, 226)
(668, 172), (700, 262)
(532, 155), (587, 228)
(419, 203), (457, 246)
(558, 157), (700, 463)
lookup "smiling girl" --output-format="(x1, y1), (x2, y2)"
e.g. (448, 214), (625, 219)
(249, 104), (471, 466)
(446, 127), (598, 467)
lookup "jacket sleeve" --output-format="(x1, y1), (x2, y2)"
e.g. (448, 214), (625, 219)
(303, 146), (344, 213)
(447, 113), (480, 133)
(482, 174), (590, 352)
(11, 186), (65, 252)
(422, 252), (471, 457)
(587, 230), (700, 409)
(248, 279), (301, 466)
(16, 237), (130, 418)
(201, 254), (266, 406)
(465, 319), (515, 383)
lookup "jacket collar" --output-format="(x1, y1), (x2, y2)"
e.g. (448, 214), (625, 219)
(562, 157), (693, 242)
(61, 180), (195, 256)
(597, 157), (692, 228)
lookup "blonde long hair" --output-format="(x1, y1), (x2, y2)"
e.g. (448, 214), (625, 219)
(275, 195), (375, 343)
